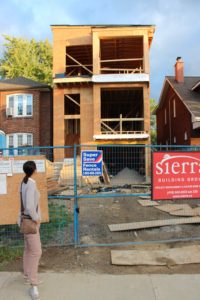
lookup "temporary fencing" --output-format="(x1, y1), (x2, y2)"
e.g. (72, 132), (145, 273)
(0, 144), (200, 250)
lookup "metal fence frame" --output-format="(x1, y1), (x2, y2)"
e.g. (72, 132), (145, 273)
(1, 144), (200, 248)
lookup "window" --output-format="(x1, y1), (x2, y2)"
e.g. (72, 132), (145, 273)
(8, 135), (14, 148)
(6, 133), (33, 154)
(164, 109), (167, 125)
(173, 99), (176, 118)
(8, 135), (14, 155)
(27, 95), (33, 115)
(8, 96), (14, 111)
(174, 136), (176, 144)
(6, 94), (33, 117)
(27, 134), (33, 145)
(17, 134), (23, 146)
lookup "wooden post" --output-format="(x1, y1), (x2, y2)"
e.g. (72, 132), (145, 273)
(93, 85), (101, 135)
(143, 34), (150, 74)
(53, 87), (65, 161)
(93, 32), (100, 75)
(143, 85), (150, 134)
(120, 114), (123, 134)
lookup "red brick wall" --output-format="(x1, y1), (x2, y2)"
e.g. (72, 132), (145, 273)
(157, 85), (192, 145)
(39, 91), (53, 146)
(0, 89), (52, 146)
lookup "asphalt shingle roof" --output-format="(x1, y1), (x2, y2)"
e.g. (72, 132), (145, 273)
(0, 77), (50, 91)
(166, 76), (200, 118)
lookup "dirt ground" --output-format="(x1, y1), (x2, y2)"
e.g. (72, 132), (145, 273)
(2, 193), (200, 274)
(2, 241), (200, 274)
(78, 194), (200, 244)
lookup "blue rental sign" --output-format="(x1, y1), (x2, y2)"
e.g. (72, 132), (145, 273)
(81, 150), (103, 176)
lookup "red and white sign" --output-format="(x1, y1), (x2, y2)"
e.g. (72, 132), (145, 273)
(152, 152), (200, 200)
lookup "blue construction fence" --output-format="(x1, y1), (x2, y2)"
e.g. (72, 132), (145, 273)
(1, 144), (200, 248)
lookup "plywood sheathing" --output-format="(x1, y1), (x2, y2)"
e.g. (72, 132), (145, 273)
(111, 245), (200, 266)
(0, 155), (49, 225)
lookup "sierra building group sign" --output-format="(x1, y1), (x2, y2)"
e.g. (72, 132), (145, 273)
(152, 152), (200, 200)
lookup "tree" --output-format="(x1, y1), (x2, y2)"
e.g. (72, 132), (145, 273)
(0, 35), (52, 85)
(150, 98), (157, 145)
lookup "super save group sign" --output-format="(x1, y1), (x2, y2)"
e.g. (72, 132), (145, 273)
(152, 152), (200, 200)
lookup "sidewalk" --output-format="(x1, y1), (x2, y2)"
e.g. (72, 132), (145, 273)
(1, 272), (200, 300)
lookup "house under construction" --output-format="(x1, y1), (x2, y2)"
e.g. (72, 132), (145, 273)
(51, 25), (155, 179)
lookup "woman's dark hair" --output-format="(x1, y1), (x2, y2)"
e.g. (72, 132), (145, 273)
(23, 161), (37, 184)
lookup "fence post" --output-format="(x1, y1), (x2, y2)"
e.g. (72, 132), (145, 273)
(73, 144), (79, 246)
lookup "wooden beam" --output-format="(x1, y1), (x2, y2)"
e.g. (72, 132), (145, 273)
(101, 118), (144, 122)
(67, 64), (93, 67)
(66, 68), (76, 76)
(120, 114), (122, 134)
(101, 58), (143, 63)
(90, 140), (148, 145)
(100, 68), (143, 72)
(101, 121), (117, 134)
(66, 53), (93, 75)
(64, 114), (80, 119)
(66, 94), (80, 107)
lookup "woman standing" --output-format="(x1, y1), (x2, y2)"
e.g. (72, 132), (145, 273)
(20, 161), (42, 300)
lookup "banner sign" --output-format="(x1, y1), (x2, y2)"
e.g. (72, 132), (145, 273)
(152, 152), (200, 200)
(81, 150), (103, 176)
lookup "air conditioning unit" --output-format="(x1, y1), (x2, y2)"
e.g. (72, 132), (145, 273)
(6, 107), (14, 117)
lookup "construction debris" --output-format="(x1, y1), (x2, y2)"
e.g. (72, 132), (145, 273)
(155, 204), (191, 213)
(111, 245), (200, 266)
(155, 204), (200, 217)
(137, 199), (160, 207)
(46, 160), (54, 178)
(102, 163), (110, 184)
(170, 207), (200, 217)
(111, 167), (144, 185)
(108, 216), (200, 232)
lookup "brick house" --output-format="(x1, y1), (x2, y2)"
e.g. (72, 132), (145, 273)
(155, 58), (200, 146)
(51, 25), (155, 178)
(0, 77), (52, 153)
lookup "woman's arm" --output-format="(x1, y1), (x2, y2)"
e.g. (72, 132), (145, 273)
(25, 182), (39, 222)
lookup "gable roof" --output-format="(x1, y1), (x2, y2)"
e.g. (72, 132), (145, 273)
(0, 77), (50, 91)
(156, 76), (200, 118)
(192, 80), (200, 91)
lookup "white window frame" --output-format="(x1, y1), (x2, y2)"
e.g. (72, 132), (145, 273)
(6, 133), (33, 148)
(173, 99), (176, 118)
(6, 94), (33, 117)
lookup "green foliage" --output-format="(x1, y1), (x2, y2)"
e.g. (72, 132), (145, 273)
(0, 35), (52, 85)
(150, 98), (157, 144)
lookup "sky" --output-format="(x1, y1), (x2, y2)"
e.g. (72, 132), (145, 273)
(0, 0), (199, 101)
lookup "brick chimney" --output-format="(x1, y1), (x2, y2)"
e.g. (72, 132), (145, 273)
(175, 57), (184, 83)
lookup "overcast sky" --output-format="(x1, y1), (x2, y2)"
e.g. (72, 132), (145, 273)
(0, 0), (199, 100)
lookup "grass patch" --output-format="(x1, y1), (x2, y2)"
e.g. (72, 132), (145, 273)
(0, 246), (23, 268)
(40, 203), (73, 244)
(0, 203), (73, 253)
